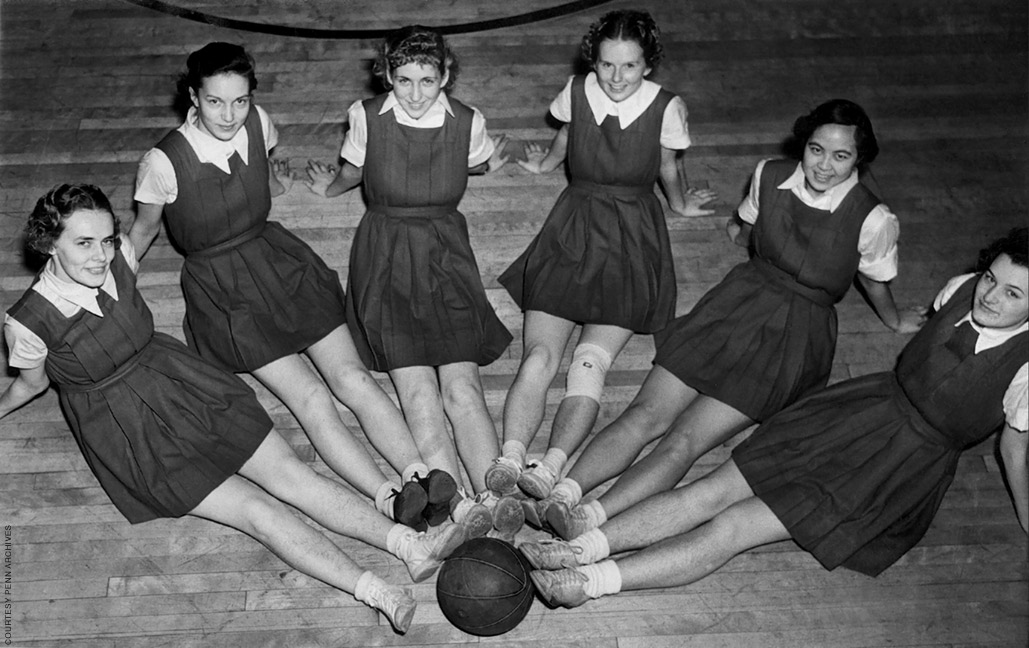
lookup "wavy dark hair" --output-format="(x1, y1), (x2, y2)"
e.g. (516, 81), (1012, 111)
(580, 10), (663, 69)
(976, 227), (1028, 272)
(790, 99), (879, 165)
(26, 184), (118, 256)
(373, 25), (457, 92)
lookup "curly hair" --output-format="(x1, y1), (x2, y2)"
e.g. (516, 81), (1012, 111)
(976, 227), (1028, 272)
(373, 25), (457, 92)
(791, 99), (879, 165)
(26, 184), (118, 256)
(180, 42), (257, 96)
(580, 10), (663, 69)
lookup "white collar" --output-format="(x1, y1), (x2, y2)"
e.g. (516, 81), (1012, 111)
(33, 257), (120, 318)
(778, 162), (861, 212)
(954, 311), (1028, 353)
(180, 106), (251, 173)
(583, 71), (662, 129)
(380, 91), (454, 128)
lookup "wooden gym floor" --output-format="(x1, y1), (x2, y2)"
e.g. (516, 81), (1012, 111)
(0, 0), (1026, 646)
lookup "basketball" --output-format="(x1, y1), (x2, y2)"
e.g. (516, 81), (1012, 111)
(436, 537), (535, 636)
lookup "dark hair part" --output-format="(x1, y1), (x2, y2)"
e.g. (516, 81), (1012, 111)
(581, 10), (663, 69)
(182, 42), (258, 95)
(976, 227), (1028, 272)
(373, 25), (457, 92)
(791, 98), (879, 165)
(26, 184), (118, 255)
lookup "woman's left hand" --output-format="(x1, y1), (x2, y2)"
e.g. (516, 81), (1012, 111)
(270, 158), (294, 194)
(673, 186), (718, 217)
(487, 134), (511, 173)
(892, 306), (930, 333)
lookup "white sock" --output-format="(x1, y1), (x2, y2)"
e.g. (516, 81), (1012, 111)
(569, 527), (611, 564)
(582, 499), (608, 529)
(578, 560), (622, 599)
(385, 523), (409, 555)
(550, 478), (582, 506)
(539, 448), (567, 476)
(502, 440), (527, 466)
(375, 481), (401, 517)
(402, 462), (430, 483)
(353, 570), (377, 602)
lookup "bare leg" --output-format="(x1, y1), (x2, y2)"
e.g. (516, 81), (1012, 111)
(501, 310), (577, 450)
(598, 395), (754, 518)
(238, 429), (395, 548)
(252, 354), (389, 499)
(565, 366), (697, 494)
(438, 362), (499, 494)
(602, 459), (757, 553)
(389, 365), (463, 486)
(307, 325), (424, 474)
(618, 497), (789, 591)
(190, 473), (367, 592)
(546, 324), (634, 457)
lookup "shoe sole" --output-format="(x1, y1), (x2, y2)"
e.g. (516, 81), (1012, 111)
(517, 471), (553, 500)
(485, 465), (519, 494)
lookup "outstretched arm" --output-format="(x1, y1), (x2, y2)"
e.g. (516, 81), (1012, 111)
(269, 158), (294, 197)
(660, 150), (717, 217)
(856, 274), (928, 333)
(1000, 423), (1028, 533)
(517, 124), (569, 175)
(305, 160), (363, 198)
(128, 202), (165, 261)
(0, 365), (49, 420)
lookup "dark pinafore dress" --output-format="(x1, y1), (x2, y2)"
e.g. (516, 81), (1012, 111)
(734, 275), (1027, 575)
(654, 159), (880, 420)
(6, 252), (272, 523)
(155, 108), (347, 372)
(345, 94), (511, 371)
(498, 75), (677, 333)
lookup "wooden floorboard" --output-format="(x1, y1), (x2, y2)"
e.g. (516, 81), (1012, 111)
(1, 0), (1027, 646)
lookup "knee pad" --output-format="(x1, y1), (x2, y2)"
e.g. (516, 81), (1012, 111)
(564, 343), (613, 402)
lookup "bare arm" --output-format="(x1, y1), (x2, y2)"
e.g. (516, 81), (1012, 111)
(305, 160), (363, 198)
(269, 158), (293, 197)
(856, 274), (928, 333)
(128, 202), (165, 261)
(0, 365), (49, 420)
(1000, 423), (1028, 534)
(661, 151), (717, 217)
(517, 124), (569, 174)
(725, 212), (753, 248)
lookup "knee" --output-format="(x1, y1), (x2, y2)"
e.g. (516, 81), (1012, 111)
(520, 342), (564, 382)
(236, 492), (291, 542)
(440, 375), (485, 416)
(564, 343), (613, 403)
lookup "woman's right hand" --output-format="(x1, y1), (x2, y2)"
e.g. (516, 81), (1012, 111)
(517, 142), (551, 174)
(304, 160), (338, 197)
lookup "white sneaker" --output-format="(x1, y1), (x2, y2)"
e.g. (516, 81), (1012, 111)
(517, 461), (558, 499)
(451, 495), (492, 539)
(394, 523), (468, 582)
(485, 456), (521, 494)
(360, 580), (417, 633)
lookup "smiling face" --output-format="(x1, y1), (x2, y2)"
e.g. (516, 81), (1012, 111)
(593, 38), (651, 103)
(388, 61), (447, 120)
(801, 123), (859, 196)
(972, 253), (1029, 332)
(189, 72), (252, 141)
(50, 208), (118, 288)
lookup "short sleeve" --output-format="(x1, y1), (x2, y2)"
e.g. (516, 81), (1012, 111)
(4, 315), (47, 370)
(468, 107), (494, 167)
(256, 105), (278, 151)
(340, 100), (368, 167)
(1003, 363), (1028, 432)
(133, 147), (178, 205)
(856, 204), (900, 282)
(932, 273), (976, 311)
(548, 76), (575, 123)
(736, 159), (771, 225)
(659, 95), (691, 150)
(119, 234), (139, 274)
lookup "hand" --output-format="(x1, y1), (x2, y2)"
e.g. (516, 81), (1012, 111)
(726, 219), (742, 245)
(891, 306), (929, 333)
(270, 158), (294, 194)
(675, 186), (718, 216)
(304, 160), (338, 197)
(516, 142), (550, 174)
(487, 134), (511, 173)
